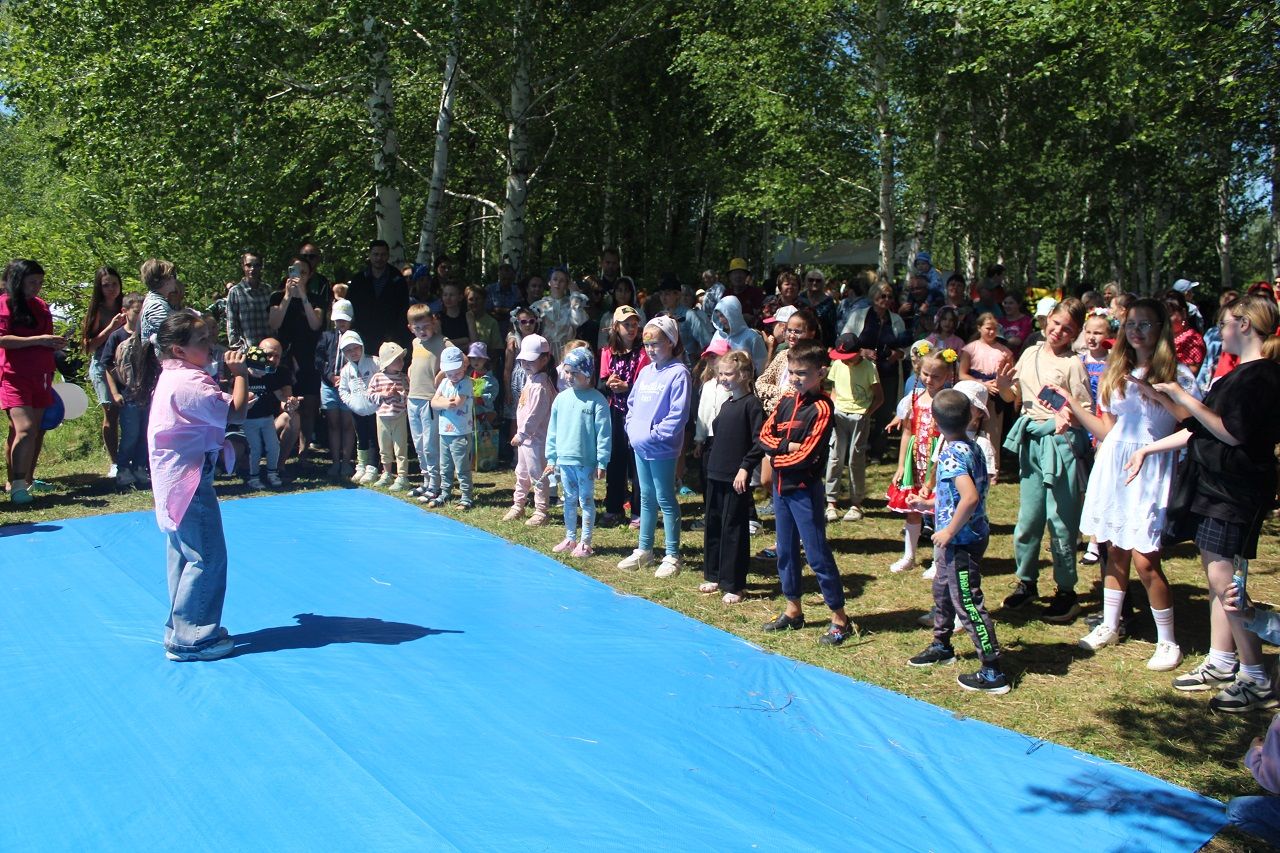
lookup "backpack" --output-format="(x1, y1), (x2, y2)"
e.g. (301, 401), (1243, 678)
(113, 327), (158, 403)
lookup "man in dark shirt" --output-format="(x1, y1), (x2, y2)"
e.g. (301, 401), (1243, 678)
(347, 239), (411, 350)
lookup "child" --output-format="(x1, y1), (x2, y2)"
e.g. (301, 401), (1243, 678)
(241, 337), (295, 489)
(337, 330), (380, 484)
(316, 297), (355, 478)
(824, 332), (883, 522)
(886, 350), (951, 573)
(995, 297), (1093, 622)
(544, 347), (612, 556)
(505, 334), (556, 523)
(530, 267), (587, 353)
(758, 342), (855, 645)
(1054, 298), (1194, 671)
(468, 341), (500, 472)
(368, 341), (410, 490)
(700, 350), (763, 603)
(598, 305), (648, 527)
(927, 306), (965, 353)
(405, 303), (447, 500)
(952, 380), (998, 476)
(693, 339), (732, 497)
(430, 346), (475, 508)
(905, 389), (1009, 694)
(1223, 582), (1280, 841)
(147, 311), (249, 661)
(503, 306), (539, 461)
(620, 316), (692, 576)
(102, 292), (148, 487)
(1079, 309), (1111, 566)
(959, 313), (1014, 480)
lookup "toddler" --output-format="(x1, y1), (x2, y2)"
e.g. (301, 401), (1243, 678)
(468, 341), (500, 472)
(887, 350), (951, 573)
(544, 347), (612, 557)
(406, 303), (447, 501)
(429, 346), (475, 508)
(337, 330), (380, 484)
(316, 297), (355, 478)
(505, 334), (556, 523)
(368, 341), (410, 490)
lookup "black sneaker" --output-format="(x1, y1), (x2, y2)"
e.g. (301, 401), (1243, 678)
(1002, 581), (1039, 610)
(909, 642), (957, 667)
(763, 612), (804, 632)
(819, 620), (856, 646)
(957, 666), (1011, 695)
(1042, 589), (1081, 624)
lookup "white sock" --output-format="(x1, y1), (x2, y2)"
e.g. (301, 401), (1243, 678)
(1241, 663), (1269, 684)
(1208, 647), (1238, 673)
(904, 521), (922, 562)
(1101, 588), (1125, 630)
(1085, 539), (1100, 558)
(1151, 606), (1176, 646)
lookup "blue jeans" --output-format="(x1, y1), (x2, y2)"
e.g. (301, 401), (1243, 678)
(440, 434), (472, 501)
(407, 398), (440, 491)
(242, 416), (279, 477)
(775, 482), (845, 610)
(164, 453), (229, 654)
(117, 401), (149, 472)
(1228, 796), (1280, 843)
(636, 454), (680, 557)
(559, 464), (596, 542)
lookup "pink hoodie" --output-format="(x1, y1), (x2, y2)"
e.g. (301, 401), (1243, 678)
(147, 359), (234, 532)
(515, 372), (556, 447)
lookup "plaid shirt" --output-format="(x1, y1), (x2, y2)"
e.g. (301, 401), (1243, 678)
(226, 280), (272, 348)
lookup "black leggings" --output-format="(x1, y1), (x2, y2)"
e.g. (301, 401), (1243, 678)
(605, 407), (640, 516)
(353, 413), (376, 451)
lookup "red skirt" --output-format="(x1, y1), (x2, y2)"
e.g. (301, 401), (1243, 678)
(886, 481), (933, 514)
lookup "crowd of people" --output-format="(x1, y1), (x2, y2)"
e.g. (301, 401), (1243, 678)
(5, 245), (1280, 839)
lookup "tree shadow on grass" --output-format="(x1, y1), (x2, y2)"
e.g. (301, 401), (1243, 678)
(999, 640), (1091, 678)
(231, 613), (461, 657)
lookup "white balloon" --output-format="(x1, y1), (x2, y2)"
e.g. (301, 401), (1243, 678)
(52, 382), (90, 420)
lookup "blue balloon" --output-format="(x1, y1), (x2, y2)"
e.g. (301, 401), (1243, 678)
(41, 390), (65, 430)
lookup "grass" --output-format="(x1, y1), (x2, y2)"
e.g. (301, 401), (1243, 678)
(11, 411), (1280, 851)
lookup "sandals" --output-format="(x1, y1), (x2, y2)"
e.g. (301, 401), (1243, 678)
(698, 582), (720, 594)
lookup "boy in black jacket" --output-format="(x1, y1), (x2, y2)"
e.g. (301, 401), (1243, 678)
(758, 342), (856, 645)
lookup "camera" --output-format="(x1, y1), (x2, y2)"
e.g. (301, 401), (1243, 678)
(242, 344), (275, 374)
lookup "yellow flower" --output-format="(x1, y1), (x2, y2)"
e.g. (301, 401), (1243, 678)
(912, 340), (932, 357)
(941, 348), (958, 364)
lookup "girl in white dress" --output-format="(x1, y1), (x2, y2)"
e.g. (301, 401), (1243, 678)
(1046, 298), (1195, 671)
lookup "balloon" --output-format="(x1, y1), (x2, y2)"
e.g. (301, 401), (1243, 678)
(51, 382), (90, 420)
(41, 390), (65, 430)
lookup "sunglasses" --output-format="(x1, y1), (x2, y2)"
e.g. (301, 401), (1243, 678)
(518, 318), (537, 326)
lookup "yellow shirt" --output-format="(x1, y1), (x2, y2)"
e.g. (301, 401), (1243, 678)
(829, 358), (879, 415)
(1013, 343), (1092, 421)
(408, 335), (446, 400)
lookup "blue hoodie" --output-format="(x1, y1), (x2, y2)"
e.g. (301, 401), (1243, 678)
(625, 359), (692, 460)
(710, 294), (767, 374)
(545, 386), (613, 469)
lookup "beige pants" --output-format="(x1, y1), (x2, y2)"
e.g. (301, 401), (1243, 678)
(377, 413), (410, 477)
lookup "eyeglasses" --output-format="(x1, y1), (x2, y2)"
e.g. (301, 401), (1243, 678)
(783, 327), (806, 337)
(1123, 321), (1156, 333)
(1218, 315), (1241, 330)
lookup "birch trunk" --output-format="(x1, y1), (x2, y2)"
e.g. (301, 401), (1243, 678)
(1217, 164), (1233, 288)
(500, 0), (533, 275)
(1271, 137), (1280, 281)
(364, 15), (405, 263)
(416, 0), (460, 266)
(873, 0), (895, 282)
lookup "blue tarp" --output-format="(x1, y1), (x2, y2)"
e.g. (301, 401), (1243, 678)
(0, 490), (1225, 850)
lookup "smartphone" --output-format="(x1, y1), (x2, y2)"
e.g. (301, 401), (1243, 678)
(288, 264), (302, 279)
(1037, 385), (1067, 411)
(1234, 555), (1249, 606)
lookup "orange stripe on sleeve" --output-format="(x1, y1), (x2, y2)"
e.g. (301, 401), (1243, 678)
(773, 397), (831, 468)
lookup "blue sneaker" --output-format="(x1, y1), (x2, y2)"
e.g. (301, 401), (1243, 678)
(678, 485), (695, 496)
(957, 666), (1010, 695)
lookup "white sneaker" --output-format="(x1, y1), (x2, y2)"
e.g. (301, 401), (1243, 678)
(921, 562), (937, 580)
(1079, 623), (1121, 652)
(107, 463), (118, 478)
(617, 549), (653, 571)
(843, 505), (864, 522)
(266, 471), (283, 487)
(350, 465), (366, 484)
(1147, 641), (1184, 672)
(359, 466), (379, 484)
(825, 505), (839, 522)
(889, 556), (916, 573)
(246, 477), (263, 490)
(654, 555), (682, 578)
(389, 477), (409, 492)
(748, 520), (762, 536)
(374, 472), (393, 487)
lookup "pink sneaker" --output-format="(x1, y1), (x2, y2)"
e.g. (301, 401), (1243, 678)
(570, 541), (593, 558)
(552, 537), (576, 553)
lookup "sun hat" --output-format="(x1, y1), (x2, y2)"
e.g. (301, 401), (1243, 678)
(440, 346), (465, 371)
(376, 341), (407, 371)
(1034, 296), (1058, 318)
(330, 299), (354, 323)
(828, 333), (861, 362)
(764, 305), (798, 326)
(338, 330), (364, 352)
(953, 380), (989, 417)
(703, 338), (731, 358)
(467, 341), (489, 360)
(1173, 278), (1198, 293)
(728, 257), (749, 273)
(612, 305), (640, 324)
(517, 334), (550, 362)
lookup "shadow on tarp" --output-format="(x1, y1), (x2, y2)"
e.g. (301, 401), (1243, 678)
(230, 613), (461, 657)
(1022, 772), (1226, 842)
(0, 522), (62, 537)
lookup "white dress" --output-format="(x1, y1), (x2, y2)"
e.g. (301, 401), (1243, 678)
(1079, 365), (1198, 553)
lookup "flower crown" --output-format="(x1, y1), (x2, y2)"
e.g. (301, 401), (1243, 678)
(1089, 306), (1119, 332)
(940, 348), (958, 364)
(911, 340), (932, 357)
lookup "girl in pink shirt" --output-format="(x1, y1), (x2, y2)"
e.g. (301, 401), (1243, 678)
(147, 312), (249, 662)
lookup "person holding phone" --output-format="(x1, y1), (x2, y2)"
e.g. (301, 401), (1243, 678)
(269, 256), (323, 455)
(994, 297), (1093, 623)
